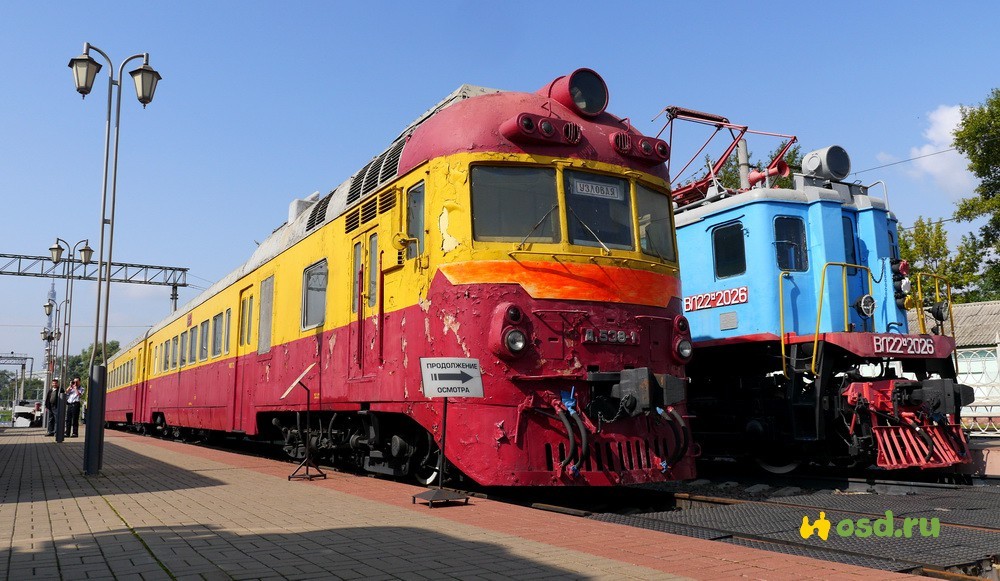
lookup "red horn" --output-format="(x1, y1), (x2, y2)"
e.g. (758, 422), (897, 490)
(748, 160), (790, 186)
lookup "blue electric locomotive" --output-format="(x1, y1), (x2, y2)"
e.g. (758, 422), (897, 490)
(667, 108), (974, 471)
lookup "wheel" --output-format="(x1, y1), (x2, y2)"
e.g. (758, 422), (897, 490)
(412, 432), (441, 486)
(755, 454), (801, 474)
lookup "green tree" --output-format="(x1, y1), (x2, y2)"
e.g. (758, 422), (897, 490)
(69, 341), (121, 391)
(951, 88), (1000, 300)
(898, 217), (988, 303)
(709, 140), (802, 190)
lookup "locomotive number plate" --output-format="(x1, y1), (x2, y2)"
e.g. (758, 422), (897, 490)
(582, 328), (639, 345)
(872, 335), (937, 356)
(684, 286), (749, 312)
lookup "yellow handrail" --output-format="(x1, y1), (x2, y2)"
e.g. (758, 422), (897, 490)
(778, 262), (872, 377)
(911, 272), (955, 337)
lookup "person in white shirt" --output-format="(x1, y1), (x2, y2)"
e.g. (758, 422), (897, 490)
(65, 377), (84, 438)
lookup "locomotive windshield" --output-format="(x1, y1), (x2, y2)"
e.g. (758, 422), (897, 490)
(564, 170), (633, 250)
(470, 165), (676, 261)
(471, 166), (560, 243)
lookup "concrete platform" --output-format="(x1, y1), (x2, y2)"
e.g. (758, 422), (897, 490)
(960, 436), (1000, 477)
(0, 426), (917, 580)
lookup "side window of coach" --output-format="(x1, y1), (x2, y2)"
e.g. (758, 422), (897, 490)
(302, 262), (326, 330)
(713, 221), (746, 279)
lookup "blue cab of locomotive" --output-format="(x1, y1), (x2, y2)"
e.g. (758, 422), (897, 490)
(675, 146), (908, 344)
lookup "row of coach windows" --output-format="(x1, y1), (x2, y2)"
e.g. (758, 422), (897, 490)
(110, 359), (135, 389)
(154, 309), (232, 374)
(712, 216), (808, 279)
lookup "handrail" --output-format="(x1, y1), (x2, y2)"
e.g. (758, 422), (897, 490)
(911, 272), (955, 336)
(911, 272), (957, 371)
(808, 262), (874, 375)
(778, 262), (872, 378)
(507, 249), (679, 273)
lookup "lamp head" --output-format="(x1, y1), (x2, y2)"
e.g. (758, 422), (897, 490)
(49, 242), (64, 264)
(129, 63), (161, 108)
(80, 242), (94, 265)
(43, 302), (53, 317)
(68, 53), (102, 98)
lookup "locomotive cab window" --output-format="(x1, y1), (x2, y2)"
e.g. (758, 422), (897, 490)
(565, 170), (634, 250)
(842, 216), (858, 274)
(471, 166), (559, 243)
(302, 261), (327, 329)
(406, 182), (425, 259)
(774, 216), (808, 271)
(713, 221), (746, 278)
(636, 183), (676, 262)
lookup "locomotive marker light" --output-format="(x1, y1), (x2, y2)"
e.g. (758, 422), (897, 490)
(415, 358), (482, 507)
(891, 259), (911, 310)
(70, 42), (161, 476)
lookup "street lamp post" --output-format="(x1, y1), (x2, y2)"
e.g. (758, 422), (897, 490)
(50, 238), (93, 388)
(69, 42), (161, 475)
(40, 325), (64, 441)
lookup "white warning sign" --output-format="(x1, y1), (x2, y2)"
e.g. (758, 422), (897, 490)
(420, 358), (484, 398)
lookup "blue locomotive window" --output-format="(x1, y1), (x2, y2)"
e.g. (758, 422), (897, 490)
(842, 216), (858, 274)
(565, 170), (634, 250)
(302, 261), (327, 329)
(774, 216), (808, 271)
(713, 222), (746, 278)
(637, 183), (676, 261)
(471, 166), (559, 243)
(406, 183), (425, 259)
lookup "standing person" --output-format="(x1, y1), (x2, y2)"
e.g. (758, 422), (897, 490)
(65, 377), (84, 438)
(44, 379), (60, 436)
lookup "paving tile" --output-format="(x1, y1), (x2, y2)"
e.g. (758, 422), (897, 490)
(0, 426), (923, 581)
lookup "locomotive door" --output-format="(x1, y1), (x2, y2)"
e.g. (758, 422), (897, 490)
(349, 230), (379, 380)
(841, 214), (867, 330)
(132, 345), (145, 424)
(232, 286), (254, 431)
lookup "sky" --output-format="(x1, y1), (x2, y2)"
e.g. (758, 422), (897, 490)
(1, 1), (997, 384)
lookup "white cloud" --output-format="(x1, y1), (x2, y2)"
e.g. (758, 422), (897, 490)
(905, 105), (975, 199)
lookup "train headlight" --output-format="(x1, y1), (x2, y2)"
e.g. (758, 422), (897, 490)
(930, 300), (949, 323)
(504, 329), (528, 354)
(675, 338), (693, 361)
(854, 294), (876, 318)
(543, 68), (608, 118)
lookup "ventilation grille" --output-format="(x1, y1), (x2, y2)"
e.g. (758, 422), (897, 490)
(361, 198), (378, 224)
(378, 190), (396, 213)
(306, 193), (333, 231)
(345, 210), (360, 233)
(346, 140), (406, 206)
(379, 140), (405, 183)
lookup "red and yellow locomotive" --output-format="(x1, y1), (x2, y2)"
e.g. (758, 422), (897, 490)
(106, 69), (695, 486)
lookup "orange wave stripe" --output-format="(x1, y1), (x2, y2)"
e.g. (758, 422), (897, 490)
(439, 260), (679, 307)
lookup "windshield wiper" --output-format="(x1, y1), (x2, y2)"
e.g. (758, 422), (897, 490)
(567, 206), (611, 255)
(516, 204), (559, 250)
